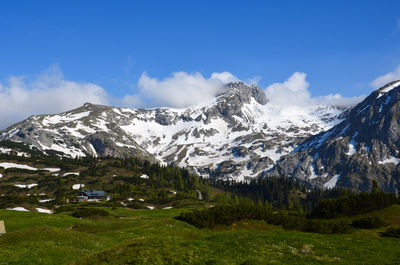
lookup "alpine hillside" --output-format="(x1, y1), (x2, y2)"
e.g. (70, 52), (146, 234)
(268, 80), (400, 192)
(0, 82), (350, 181)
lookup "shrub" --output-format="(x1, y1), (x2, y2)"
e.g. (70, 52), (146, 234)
(177, 202), (271, 228)
(351, 217), (387, 229)
(177, 202), (353, 234)
(127, 201), (146, 209)
(71, 208), (110, 218)
(381, 227), (400, 238)
(310, 192), (398, 219)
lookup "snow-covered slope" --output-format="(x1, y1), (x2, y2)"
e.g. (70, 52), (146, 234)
(268, 80), (400, 192)
(0, 82), (350, 181)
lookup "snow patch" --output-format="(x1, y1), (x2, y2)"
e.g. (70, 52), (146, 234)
(42, 168), (60, 172)
(346, 140), (357, 156)
(377, 81), (400, 98)
(7, 207), (29, 212)
(63, 172), (80, 177)
(14, 184), (38, 189)
(39, 199), (54, 203)
(36, 208), (52, 214)
(42, 111), (91, 125)
(72, 184), (84, 190)
(309, 164), (318, 180)
(324, 174), (340, 189)
(0, 162), (37, 171)
(378, 156), (400, 165)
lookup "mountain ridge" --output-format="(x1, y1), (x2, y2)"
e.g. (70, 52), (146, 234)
(0, 81), (351, 182)
(268, 80), (400, 192)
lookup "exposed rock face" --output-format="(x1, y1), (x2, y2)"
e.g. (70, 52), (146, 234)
(268, 80), (400, 192)
(0, 82), (350, 182)
(0, 103), (157, 162)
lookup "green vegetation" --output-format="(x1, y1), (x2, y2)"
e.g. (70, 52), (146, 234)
(351, 216), (387, 229)
(310, 190), (398, 219)
(213, 175), (356, 212)
(381, 227), (400, 238)
(1, 141), (400, 264)
(178, 185), (399, 235)
(0, 140), (215, 211)
(1, 205), (400, 264)
(178, 201), (354, 234)
(71, 208), (110, 218)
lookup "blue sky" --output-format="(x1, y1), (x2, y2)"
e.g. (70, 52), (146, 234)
(1, 0), (400, 127)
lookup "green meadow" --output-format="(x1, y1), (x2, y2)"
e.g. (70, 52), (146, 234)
(1, 204), (400, 265)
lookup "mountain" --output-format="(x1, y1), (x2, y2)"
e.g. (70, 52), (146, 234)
(268, 80), (400, 192)
(0, 82), (350, 181)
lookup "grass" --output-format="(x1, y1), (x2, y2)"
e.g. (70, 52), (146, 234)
(0, 205), (400, 264)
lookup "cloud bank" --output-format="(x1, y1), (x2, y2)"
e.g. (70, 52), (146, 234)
(265, 72), (311, 106)
(371, 65), (400, 88)
(0, 66), (109, 128)
(265, 72), (363, 107)
(134, 71), (238, 108)
(0, 67), (367, 129)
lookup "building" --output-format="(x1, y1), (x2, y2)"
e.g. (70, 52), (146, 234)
(77, 190), (110, 202)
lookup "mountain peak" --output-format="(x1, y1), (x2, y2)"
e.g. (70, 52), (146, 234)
(268, 80), (400, 192)
(223, 81), (268, 105)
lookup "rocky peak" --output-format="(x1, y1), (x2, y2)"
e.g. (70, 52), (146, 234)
(223, 82), (268, 105)
(0, 77), (351, 186)
(268, 81), (400, 192)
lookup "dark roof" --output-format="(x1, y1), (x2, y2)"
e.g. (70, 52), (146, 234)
(80, 190), (105, 197)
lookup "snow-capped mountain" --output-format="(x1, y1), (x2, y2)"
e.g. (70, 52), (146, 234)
(0, 82), (350, 181)
(268, 80), (400, 192)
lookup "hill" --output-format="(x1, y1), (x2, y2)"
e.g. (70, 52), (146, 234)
(1, 204), (400, 264)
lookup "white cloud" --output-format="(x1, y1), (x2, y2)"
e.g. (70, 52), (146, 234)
(0, 65), (109, 129)
(0, 68), (241, 128)
(265, 72), (363, 107)
(210, 72), (239, 83)
(371, 65), (400, 89)
(134, 71), (236, 108)
(0, 67), (366, 129)
(265, 72), (311, 106)
(121, 94), (144, 108)
(245, 76), (261, 85)
(315, 93), (365, 106)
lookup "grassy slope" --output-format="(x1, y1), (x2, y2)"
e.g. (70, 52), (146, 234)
(0, 205), (400, 265)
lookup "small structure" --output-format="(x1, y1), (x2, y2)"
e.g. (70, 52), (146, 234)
(77, 189), (109, 202)
(0, 221), (6, 236)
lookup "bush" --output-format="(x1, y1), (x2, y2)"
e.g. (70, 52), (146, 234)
(351, 217), (387, 229)
(178, 202), (353, 234)
(71, 208), (110, 218)
(177, 202), (271, 228)
(381, 227), (400, 238)
(310, 192), (398, 219)
(127, 201), (146, 209)
(0, 194), (38, 208)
